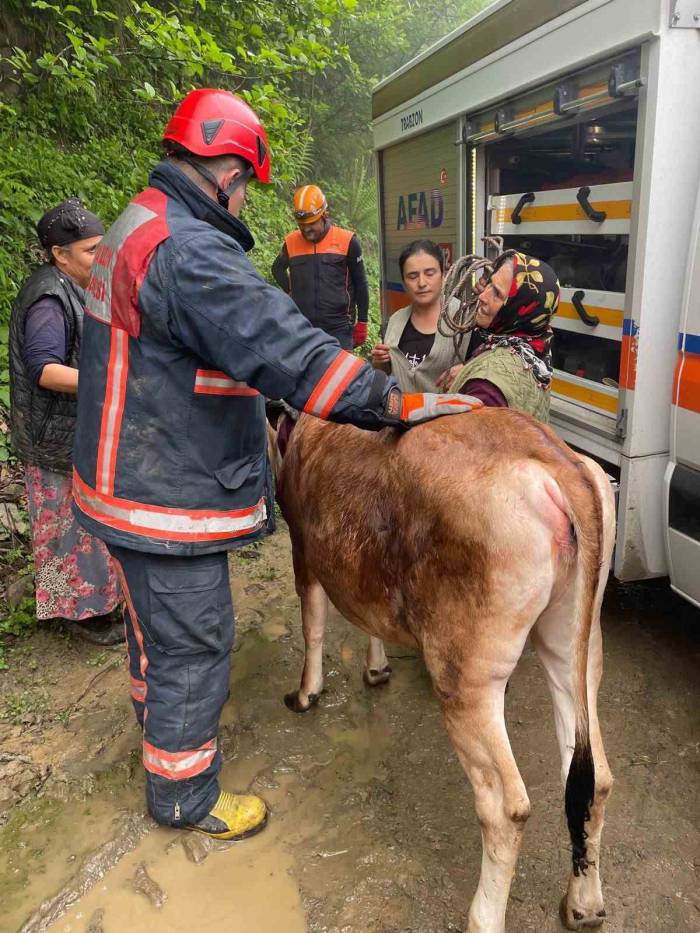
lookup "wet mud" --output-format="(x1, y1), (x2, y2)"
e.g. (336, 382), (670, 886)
(0, 526), (698, 932)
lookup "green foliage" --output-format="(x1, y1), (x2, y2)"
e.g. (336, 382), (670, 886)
(0, 0), (375, 323)
(307, 0), (491, 180)
(85, 649), (108, 666)
(0, 597), (38, 671)
(0, 327), (10, 462)
(0, 0), (491, 384)
(0, 121), (152, 318)
(0, 596), (36, 639)
(0, 0), (356, 172)
(1, 685), (48, 722)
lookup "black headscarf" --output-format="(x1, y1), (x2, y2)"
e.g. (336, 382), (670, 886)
(472, 250), (559, 388)
(36, 198), (104, 250)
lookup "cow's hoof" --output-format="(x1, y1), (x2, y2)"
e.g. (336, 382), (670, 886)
(363, 665), (392, 687)
(284, 691), (319, 713)
(559, 896), (606, 930)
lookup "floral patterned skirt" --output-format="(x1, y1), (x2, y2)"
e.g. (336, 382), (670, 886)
(25, 465), (122, 621)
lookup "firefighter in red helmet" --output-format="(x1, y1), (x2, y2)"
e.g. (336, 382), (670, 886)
(72, 88), (481, 841)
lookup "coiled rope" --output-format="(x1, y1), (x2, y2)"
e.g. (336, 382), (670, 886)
(437, 236), (508, 354)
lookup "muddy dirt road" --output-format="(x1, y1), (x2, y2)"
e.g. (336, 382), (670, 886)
(1, 525), (698, 932)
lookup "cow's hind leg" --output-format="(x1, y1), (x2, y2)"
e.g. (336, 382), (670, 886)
(532, 605), (612, 929)
(363, 636), (392, 686)
(425, 635), (530, 933)
(285, 572), (328, 713)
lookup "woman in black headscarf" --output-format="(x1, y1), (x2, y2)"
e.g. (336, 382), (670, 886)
(437, 250), (560, 422)
(9, 198), (124, 644)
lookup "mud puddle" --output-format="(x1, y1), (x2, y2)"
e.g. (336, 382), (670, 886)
(53, 805), (305, 933)
(2, 783), (141, 932)
(2, 528), (699, 932)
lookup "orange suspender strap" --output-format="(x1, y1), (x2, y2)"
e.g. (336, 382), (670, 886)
(112, 559), (148, 708)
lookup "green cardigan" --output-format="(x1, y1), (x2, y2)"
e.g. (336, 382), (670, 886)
(450, 347), (551, 423)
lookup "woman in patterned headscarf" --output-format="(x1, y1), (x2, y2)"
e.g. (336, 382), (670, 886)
(436, 250), (559, 422)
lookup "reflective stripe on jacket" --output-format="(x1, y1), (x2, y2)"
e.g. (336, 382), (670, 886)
(72, 161), (395, 556)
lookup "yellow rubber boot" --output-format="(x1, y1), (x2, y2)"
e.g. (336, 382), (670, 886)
(187, 791), (268, 840)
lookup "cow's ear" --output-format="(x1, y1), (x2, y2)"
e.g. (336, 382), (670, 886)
(265, 399), (286, 430)
(276, 414), (296, 459)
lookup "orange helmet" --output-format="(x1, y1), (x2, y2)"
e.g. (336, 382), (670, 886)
(292, 185), (328, 224)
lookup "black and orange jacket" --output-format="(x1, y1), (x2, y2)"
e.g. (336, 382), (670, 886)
(271, 224), (369, 334)
(71, 161), (397, 557)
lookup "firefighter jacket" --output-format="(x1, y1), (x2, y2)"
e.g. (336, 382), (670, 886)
(9, 264), (84, 473)
(271, 225), (369, 335)
(72, 160), (397, 557)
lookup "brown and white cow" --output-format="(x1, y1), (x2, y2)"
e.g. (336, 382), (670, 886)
(270, 407), (615, 933)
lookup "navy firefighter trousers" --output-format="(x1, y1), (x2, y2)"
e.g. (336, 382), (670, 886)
(108, 545), (233, 826)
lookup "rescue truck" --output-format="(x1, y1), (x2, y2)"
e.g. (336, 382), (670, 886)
(372, 0), (700, 606)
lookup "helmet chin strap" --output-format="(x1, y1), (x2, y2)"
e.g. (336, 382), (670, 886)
(181, 157), (254, 209)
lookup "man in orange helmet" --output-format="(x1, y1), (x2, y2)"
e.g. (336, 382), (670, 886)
(272, 185), (369, 351)
(72, 88), (481, 844)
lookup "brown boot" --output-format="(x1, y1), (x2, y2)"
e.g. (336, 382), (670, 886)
(61, 609), (124, 646)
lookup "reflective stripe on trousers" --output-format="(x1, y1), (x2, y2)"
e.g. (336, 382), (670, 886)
(107, 544), (234, 826)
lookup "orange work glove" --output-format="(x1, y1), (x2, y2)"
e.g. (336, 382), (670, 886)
(385, 389), (483, 426)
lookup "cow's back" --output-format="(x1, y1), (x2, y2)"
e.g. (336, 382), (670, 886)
(277, 410), (580, 646)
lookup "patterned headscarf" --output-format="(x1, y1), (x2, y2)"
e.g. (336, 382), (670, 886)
(36, 197), (104, 250)
(472, 251), (559, 388)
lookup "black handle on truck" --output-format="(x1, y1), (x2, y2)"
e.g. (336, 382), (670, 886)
(576, 186), (607, 223)
(571, 290), (600, 327)
(510, 192), (535, 225)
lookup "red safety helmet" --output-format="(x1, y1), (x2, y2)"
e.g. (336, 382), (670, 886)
(163, 88), (271, 184)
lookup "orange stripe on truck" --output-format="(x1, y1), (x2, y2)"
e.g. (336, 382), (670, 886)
(495, 200), (630, 225)
(673, 351), (700, 414)
(619, 333), (638, 390)
(552, 378), (618, 414)
(383, 290), (409, 315)
(556, 301), (623, 330)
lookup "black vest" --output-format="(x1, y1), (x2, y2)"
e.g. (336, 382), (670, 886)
(9, 264), (84, 473)
(284, 225), (355, 333)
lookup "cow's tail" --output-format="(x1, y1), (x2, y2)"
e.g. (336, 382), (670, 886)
(559, 458), (608, 877)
